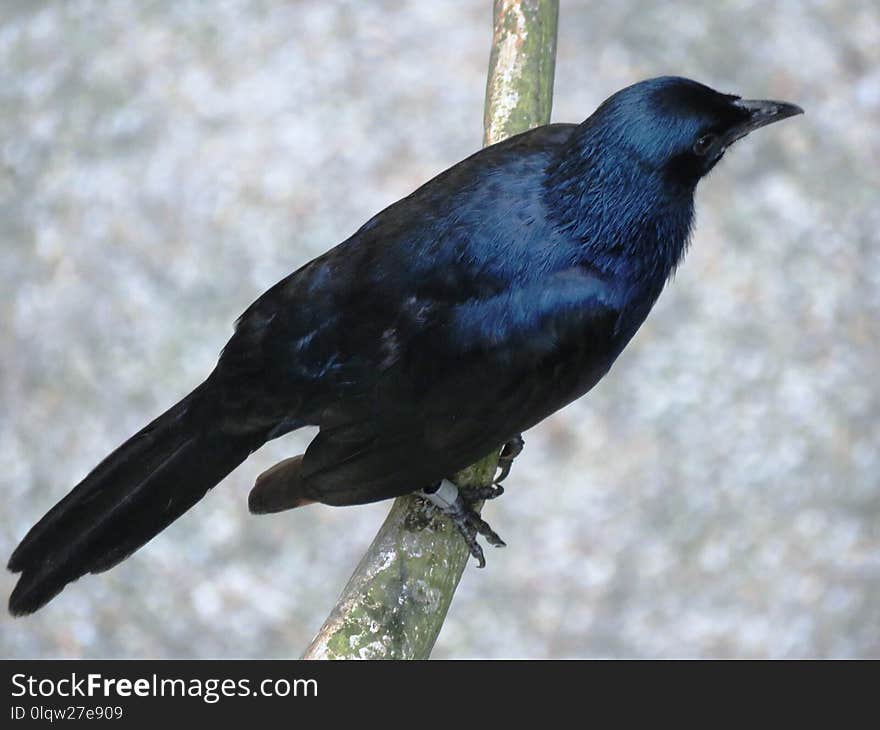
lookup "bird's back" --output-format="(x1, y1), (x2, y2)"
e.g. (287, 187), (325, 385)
(216, 123), (584, 420)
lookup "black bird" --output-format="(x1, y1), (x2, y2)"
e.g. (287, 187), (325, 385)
(7, 77), (802, 616)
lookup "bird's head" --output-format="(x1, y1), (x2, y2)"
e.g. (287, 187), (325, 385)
(586, 76), (803, 188)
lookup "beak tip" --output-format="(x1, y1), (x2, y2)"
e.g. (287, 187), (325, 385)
(777, 101), (805, 119)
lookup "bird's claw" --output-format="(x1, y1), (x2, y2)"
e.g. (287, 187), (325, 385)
(462, 483), (504, 501)
(495, 434), (524, 484)
(446, 505), (506, 569)
(419, 479), (506, 568)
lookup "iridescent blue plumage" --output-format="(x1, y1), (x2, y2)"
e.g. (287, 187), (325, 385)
(8, 77), (802, 614)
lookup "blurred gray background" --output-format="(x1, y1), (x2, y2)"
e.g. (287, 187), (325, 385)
(1, 0), (878, 658)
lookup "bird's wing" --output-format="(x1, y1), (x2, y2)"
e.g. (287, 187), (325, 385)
(298, 266), (621, 506)
(213, 123), (583, 434)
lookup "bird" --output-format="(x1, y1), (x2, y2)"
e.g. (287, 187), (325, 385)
(7, 76), (802, 616)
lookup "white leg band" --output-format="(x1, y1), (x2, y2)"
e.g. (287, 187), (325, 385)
(422, 479), (460, 511)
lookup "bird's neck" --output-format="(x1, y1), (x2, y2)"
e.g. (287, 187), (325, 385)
(543, 135), (695, 293)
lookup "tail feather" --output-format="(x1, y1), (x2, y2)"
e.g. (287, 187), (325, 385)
(8, 382), (262, 616)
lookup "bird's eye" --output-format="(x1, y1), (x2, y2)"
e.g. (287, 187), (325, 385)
(693, 133), (717, 156)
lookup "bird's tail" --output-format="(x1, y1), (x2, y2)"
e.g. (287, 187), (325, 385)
(7, 379), (262, 616)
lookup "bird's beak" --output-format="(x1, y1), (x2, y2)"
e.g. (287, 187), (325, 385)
(726, 98), (804, 144)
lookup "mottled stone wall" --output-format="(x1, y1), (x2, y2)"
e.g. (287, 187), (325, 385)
(1, 0), (877, 657)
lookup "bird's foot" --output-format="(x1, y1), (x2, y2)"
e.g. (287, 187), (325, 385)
(495, 434), (524, 484)
(461, 483), (505, 501)
(419, 479), (506, 568)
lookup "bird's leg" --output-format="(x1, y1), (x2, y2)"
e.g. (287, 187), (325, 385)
(495, 433), (525, 484)
(419, 479), (506, 568)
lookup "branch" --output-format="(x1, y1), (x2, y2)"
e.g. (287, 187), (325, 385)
(300, 0), (559, 660)
(484, 0), (559, 146)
